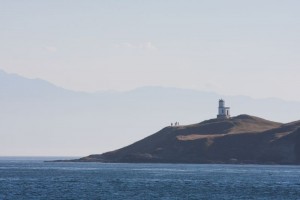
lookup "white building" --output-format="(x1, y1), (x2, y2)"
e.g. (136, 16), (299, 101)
(217, 99), (230, 119)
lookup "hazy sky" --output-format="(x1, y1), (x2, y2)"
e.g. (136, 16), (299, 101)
(1, 0), (300, 100)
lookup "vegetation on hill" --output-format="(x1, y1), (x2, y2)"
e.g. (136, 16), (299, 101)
(73, 115), (300, 164)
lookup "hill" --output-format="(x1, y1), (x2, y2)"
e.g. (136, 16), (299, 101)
(73, 115), (300, 164)
(1, 69), (300, 156)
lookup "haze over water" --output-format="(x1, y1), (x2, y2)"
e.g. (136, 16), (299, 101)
(1, 1), (300, 199)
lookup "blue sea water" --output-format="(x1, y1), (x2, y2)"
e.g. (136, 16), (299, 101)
(0, 158), (300, 200)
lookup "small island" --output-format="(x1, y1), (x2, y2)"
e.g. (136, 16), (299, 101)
(65, 100), (300, 164)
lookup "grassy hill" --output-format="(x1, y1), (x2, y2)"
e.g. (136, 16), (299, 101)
(74, 115), (300, 164)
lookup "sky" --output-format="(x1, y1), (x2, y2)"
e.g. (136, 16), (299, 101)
(1, 0), (300, 101)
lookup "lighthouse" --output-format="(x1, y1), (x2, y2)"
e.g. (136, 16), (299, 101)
(217, 99), (230, 119)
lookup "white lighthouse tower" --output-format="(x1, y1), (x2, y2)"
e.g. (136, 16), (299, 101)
(217, 99), (230, 119)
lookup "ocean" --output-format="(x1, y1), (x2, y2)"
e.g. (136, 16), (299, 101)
(0, 158), (299, 200)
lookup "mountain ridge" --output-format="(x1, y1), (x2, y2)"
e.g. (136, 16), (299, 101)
(1, 68), (300, 156)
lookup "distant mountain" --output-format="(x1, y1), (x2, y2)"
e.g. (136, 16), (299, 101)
(0, 70), (81, 99)
(0, 69), (300, 156)
(74, 115), (300, 164)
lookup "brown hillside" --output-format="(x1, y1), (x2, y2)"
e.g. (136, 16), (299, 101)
(73, 115), (300, 164)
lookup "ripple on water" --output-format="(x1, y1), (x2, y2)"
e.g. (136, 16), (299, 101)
(0, 161), (300, 199)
